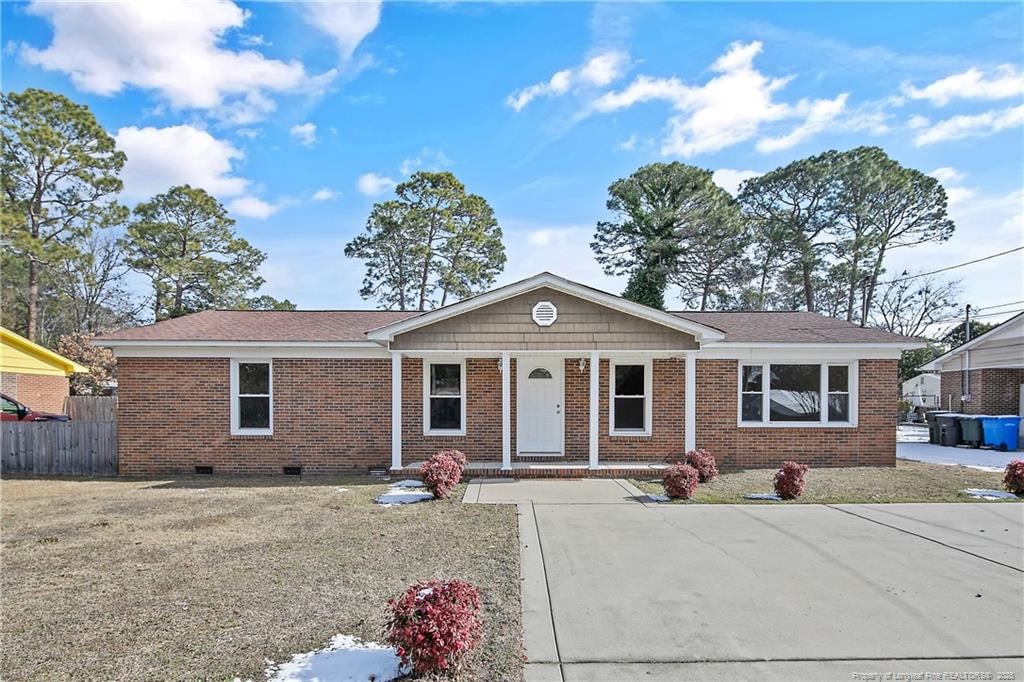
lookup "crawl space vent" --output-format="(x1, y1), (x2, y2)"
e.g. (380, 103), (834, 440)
(194, 465), (213, 475)
(283, 466), (302, 476)
(531, 301), (558, 327)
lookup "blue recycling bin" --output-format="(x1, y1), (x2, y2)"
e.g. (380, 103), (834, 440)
(980, 416), (1021, 452)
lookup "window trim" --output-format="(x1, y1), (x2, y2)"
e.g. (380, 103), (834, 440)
(609, 358), (653, 436)
(230, 358), (273, 436)
(737, 361), (858, 428)
(422, 358), (467, 436)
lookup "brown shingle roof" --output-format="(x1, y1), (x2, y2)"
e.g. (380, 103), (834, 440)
(672, 311), (919, 344)
(95, 308), (917, 345)
(95, 309), (422, 342)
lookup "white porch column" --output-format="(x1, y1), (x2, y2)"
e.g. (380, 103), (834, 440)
(501, 352), (511, 471)
(685, 352), (696, 452)
(589, 351), (600, 469)
(391, 352), (402, 471)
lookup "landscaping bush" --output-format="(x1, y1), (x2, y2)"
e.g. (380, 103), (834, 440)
(421, 451), (463, 498)
(662, 463), (700, 499)
(684, 449), (719, 483)
(436, 448), (467, 467)
(1003, 459), (1024, 494)
(774, 461), (810, 500)
(385, 578), (483, 676)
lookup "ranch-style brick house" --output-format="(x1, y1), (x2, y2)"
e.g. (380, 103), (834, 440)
(96, 273), (922, 477)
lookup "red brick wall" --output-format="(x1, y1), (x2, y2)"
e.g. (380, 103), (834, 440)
(695, 359), (897, 468)
(1, 372), (69, 414)
(117, 357), (392, 475)
(939, 368), (1024, 415)
(116, 354), (897, 475)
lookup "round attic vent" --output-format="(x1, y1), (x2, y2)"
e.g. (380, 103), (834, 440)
(532, 301), (557, 327)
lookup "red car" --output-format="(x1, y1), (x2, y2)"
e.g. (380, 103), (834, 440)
(0, 393), (70, 422)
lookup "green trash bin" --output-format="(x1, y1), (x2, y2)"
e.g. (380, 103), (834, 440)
(958, 415), (984, 448)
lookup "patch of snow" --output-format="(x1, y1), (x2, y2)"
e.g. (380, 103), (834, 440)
(416, 587), (434, 599)
(897, 424), (930, 444)
(266, 634), (406, 682)
(335, 488), (349, 493)
(646, 494), (670, 502)
(376, 489), (434, 506)
(962, 488), (1019, 500)
(389, 479), (425, 488)
(744, 492), (782, 501)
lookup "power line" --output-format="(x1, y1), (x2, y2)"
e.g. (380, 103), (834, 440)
(927, 308), (1024, 326)
(877, 246), (1024, 285)
(974, 299), (1024, 312)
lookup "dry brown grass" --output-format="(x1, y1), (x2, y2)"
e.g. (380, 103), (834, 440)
(633, 459), (1021, 504)
(0, 476), (522, 681)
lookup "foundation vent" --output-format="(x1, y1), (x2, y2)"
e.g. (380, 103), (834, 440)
(194, 465), (213, 475)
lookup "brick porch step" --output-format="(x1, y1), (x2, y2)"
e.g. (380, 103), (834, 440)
(397, 461), (669, 479)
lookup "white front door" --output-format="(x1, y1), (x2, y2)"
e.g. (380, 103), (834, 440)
(517, 358), (564, 454)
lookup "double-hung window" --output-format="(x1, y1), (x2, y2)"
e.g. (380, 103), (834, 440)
(610, 360), (651, 435)
(739, 362), (856, 426)
(425, 361), (465, 434)
(231, 359), (272, 435)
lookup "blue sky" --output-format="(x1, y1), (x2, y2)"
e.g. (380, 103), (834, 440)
(3, 1), (1022, 320)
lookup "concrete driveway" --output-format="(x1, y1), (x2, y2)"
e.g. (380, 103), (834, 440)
(466, 480), (1024, 681)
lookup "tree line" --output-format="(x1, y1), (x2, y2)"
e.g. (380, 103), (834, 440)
(3, 88), (967, 391)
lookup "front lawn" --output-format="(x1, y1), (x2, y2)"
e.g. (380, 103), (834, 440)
(0, 476), (521, 680)
(632, 459), (1020, 504)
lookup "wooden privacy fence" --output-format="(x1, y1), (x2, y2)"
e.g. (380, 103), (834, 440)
(64, 396), (118, 422)
(2, 421), (118, 476)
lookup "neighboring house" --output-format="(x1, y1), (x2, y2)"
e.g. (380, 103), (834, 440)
(95, 273), (921, 476)
(902, 373), (940, 409)
(0, 327), (87, 414)
(921, 311), (1024, 416)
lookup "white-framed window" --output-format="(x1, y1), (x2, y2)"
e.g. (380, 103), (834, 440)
(230, 358), (273, 435)
(423, 359), (466, 435)
(738, 361), (857, 427)
(609, 359), (653, 436)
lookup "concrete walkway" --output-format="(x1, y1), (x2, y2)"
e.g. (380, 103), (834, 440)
(467, 479), (1024, 682)
(897, 424), (1019, 470)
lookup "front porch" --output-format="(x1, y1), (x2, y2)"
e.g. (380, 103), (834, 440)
(389, 350), (698, 473)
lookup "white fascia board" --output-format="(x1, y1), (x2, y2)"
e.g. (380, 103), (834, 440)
(106, 343), (390, 359)
(698, 343), (913, 361)
(920, 312), (1024, 370)
(365, 273), (726, 342)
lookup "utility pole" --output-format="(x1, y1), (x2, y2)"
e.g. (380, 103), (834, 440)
(962, 304), (972, 407)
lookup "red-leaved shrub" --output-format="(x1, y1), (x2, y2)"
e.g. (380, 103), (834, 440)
(385, 579), (483, 676)
(663, 463), (700, 499)
(1003, 460), (1024, 494)
(684, 449), (718, 483)
(421, 451), (463, 498)
(436, 448), (467, 467)
(774, 461), (810, 500)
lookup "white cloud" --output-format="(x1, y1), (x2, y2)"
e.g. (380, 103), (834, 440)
(290, 122), (317, 146)
(756, 93), (849, 153)
(399, 148), (453, 176)
(114, 125), (249, 201)
(913, 104), (1024, 146)
(902, 65), (1024, 106)
(944, 186), (976, 207)
(591, 41), (843, 157)
(907, 115), (931, 129)
(236, 127), (261, 139)
(228, 196), (285, 220)
(300, 1), (382, 60)
(312, 188), (340, 202)
(507, 50), (629, 111)
(356, 172), (397, 197)
(712, 169), (762, 196)
(930, 167), (965, 184)
(21, 0), (336, 124)
(616, 134), (638, 151)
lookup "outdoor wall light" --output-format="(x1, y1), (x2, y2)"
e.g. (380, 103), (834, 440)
(578, 358), (587, 374)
